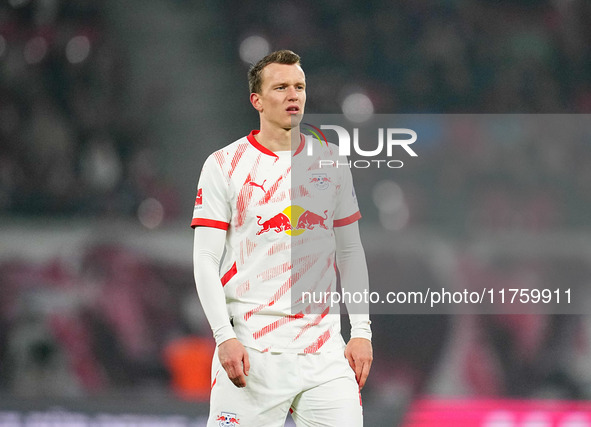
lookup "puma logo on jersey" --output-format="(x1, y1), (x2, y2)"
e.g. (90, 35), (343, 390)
(248, 180), (267, 193)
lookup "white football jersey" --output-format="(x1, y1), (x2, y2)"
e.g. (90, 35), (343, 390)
(192, 130), (360, 353)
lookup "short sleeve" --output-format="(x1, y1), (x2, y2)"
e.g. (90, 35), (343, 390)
(334, 156), (361, 227)
(190, 154), (231, 230)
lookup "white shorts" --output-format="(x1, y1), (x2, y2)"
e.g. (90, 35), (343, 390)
(207, 347), (363, 427)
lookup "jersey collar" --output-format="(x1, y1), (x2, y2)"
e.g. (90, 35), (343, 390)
(247, 130), (306, 158)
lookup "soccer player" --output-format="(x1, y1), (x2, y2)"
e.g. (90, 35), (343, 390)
(192, 50), (372, 426)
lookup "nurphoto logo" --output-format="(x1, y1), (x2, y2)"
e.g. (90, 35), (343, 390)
(302, 123), (418, 169)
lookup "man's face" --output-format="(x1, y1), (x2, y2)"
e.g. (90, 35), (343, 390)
(251, 63), (306, 130)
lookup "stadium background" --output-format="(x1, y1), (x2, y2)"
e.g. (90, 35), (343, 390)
(1, 0), (591, 425)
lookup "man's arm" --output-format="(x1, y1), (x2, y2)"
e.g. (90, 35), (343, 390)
(334, 221), (373, 390)
(193, 226), (249, 387)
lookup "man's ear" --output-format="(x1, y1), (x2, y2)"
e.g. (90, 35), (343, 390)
(250, 92), (263, 112)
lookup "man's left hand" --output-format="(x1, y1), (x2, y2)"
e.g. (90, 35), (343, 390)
(344, 337), (373, 390)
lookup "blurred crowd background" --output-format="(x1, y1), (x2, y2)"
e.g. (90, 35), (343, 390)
(1, 0), (591, 425)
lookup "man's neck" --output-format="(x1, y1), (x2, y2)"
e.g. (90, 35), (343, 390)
(256, 125), (300, 152)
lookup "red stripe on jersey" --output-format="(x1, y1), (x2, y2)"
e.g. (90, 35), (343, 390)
(267, 240), (290, 256)
(255, 165), (290, 206)
(290, 254), (320, 285)
(245, 238), (257, 257)
(243, 275), (292, 322)
(191, 218), (229, 230)
(257, 251), (317, 283)
(220, 262), (237, 287)
(265, 234), (306, 256)
(321, 255), (334, 279)
(213, 151), (226, 168)
(293, 185), (310, 198)
(260, 174), (284, 205)
(228, 142), (249, 179)
(334, 211), (361, 227)
(236, 156), (262, 227)
(247, 130), (278, 158)
(236, 280), (250, 298)
(243, 297), (269, 321)
(293, 306), (330, 342)
(294, 270), (333, 306)
(270, 188), (289, 204)
(252, 312), (304, 340)
(304, 329), (331, 354)
(240, 238), (257, 265)
(211, 369), (220, 389)
(328, 143), (337, 156)
(292, 133), (306, 156)
(257, 261), (291, 282)
(244, 253), (320, 321)
(236, 174), (255, 228)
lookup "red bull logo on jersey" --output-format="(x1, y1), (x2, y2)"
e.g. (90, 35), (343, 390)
(216, 412), (240, 426)
(296, 209), (328, 230)
(256, 205), (329, 236)
(256, 212), (292, 235)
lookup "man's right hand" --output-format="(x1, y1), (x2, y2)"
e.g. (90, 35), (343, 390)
(218, 338), (250, 388)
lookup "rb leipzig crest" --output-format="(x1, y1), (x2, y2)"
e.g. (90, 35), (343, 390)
(310, 173), (331, 190)
(216, 412), (240, 426)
